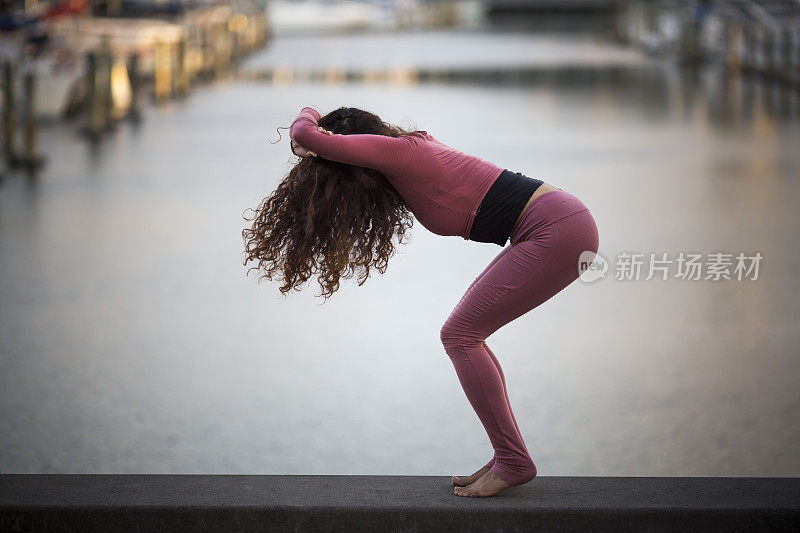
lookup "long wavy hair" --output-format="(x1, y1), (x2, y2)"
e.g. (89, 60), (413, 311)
(242, 107), (418, 302)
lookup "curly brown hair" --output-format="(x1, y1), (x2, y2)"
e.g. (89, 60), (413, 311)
(242, 107), (418, 302)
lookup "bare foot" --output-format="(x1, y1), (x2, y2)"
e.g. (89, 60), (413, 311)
(451, 460), (493, 487)
(453, 470), (510, 498)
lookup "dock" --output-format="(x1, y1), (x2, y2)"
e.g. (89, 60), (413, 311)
(1, 475), (799, 531)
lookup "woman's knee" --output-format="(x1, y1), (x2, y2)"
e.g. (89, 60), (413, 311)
(439, 320), (457, 348)
(440, 318), (483, 351)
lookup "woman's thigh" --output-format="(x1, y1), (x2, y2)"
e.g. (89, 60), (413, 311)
(445, 210), (598, 342)
(456, 245), (513, 307)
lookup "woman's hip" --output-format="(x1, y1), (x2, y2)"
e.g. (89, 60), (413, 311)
(509, 188), (596, 247)
(444, 210), (598, 339)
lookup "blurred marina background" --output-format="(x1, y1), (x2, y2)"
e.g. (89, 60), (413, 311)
(1, 0), (799, 477)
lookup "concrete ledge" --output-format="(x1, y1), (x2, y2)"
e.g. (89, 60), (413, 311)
(1, 475), (798, 532)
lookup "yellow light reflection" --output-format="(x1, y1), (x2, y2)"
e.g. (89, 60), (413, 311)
(325, 66), (346, 85)
(110, 59), (132, 119)
(228, 14), (248, 34)
(272, 66), (294, 85)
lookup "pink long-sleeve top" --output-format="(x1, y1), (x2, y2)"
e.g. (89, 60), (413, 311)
(289, 106), (505, 240)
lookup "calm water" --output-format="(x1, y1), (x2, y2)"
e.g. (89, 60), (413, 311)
(1, 33), (799, 476)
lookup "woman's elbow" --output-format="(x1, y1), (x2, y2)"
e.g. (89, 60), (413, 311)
(290, 125), (313, 148)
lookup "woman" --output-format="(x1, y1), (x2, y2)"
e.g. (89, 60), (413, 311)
(243, 106), (599, 498)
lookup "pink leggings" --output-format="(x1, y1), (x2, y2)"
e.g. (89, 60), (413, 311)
(440, 189), (599, 487)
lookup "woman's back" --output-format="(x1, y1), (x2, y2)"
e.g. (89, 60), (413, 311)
(290, 107), (505, 239)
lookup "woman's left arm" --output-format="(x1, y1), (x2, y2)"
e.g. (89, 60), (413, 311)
(289, 107), (417, 173)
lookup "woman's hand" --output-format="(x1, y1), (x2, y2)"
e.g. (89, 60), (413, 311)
(291, 127), (334, 158)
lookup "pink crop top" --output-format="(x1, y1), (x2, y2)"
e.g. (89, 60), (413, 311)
(289, 106), (505, 240)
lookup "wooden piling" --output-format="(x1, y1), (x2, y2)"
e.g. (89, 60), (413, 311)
(101, 34), (114, 129)
(793, 30), (800, 86)
(198, 25), (212, 80)
(85, 52), (102, 139)
(726, 21), (743, 75)
(2, 60), (17, 167)
(214, 21), (231, 78)
(127, 52), (141, 121)
(741, 25), (755, 73)
(762, 29), (776, 78)
(780, 29), (794, 84)
(92, 50), (109, 133)
(21, 70), (44, 170)
(175, 35), (189, 98)
(680, 10), (701, 65)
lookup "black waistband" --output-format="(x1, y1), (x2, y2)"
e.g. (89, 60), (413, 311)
(468, 169), (543, 246)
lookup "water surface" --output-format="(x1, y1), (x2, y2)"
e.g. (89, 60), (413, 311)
(1, 36), (799, 476)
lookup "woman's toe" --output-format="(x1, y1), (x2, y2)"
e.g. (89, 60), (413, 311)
(452, 475), (471, 487)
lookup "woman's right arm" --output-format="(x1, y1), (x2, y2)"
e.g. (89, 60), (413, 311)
(289, 107), (417, 173)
